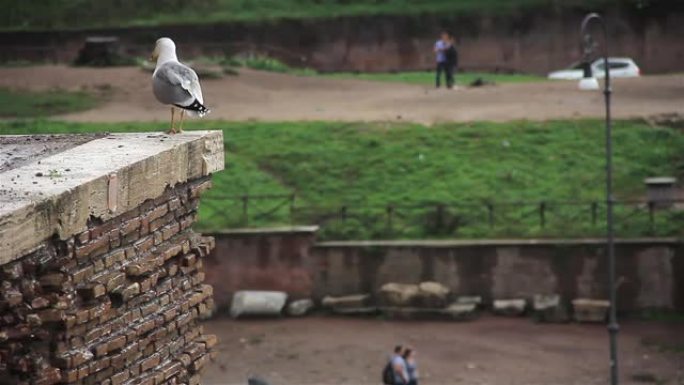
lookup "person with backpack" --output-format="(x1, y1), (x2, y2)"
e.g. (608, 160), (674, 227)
(434, 31), (455, 89)
(383, 345), (409, 385)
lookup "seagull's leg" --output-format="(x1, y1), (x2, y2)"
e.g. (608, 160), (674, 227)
(178, 109), (186, 133)
(169, 107), (176, 134)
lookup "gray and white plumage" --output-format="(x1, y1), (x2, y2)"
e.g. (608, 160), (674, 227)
(152, 37), (210, 117)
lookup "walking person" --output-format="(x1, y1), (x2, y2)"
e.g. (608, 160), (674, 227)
(403, 348), (419, 385)
(434, 31), (454, 89)
(383, 345), (409, 385)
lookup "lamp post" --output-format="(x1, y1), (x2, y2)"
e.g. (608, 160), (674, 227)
(579, 13), (619, 385)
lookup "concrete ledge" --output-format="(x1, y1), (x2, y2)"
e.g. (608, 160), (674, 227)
(0, 131), (224, 264)
(315, 237), (682, 248)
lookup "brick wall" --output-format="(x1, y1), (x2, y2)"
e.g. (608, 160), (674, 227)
(0, 177), (217, 385)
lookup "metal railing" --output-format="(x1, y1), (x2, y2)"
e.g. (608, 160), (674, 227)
(197, 194), (684, 239)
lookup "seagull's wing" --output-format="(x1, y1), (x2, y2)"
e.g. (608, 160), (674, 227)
(153, 61), (207, 112)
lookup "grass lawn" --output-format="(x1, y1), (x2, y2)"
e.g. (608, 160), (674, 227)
(2, 119), (682, 239)
(321, 71), (545, 85)
(0, 88), (98, 118)
(0, 0), (617, 30)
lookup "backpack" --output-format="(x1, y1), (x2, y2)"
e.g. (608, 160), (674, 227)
(446, 45), (458, 65)
(382, 362), (394, 385)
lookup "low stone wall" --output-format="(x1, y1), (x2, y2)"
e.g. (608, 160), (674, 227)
(314, 239), (683, 313)
(0, 132), (224, 385)
(207, 230), (683, 313)
(203, 227), (318, 311)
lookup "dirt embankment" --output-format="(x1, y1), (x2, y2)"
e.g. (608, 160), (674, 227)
(0, 65), (682, 124)
(2, 7), (684, 74)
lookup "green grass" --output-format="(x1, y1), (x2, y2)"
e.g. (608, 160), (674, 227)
(0, 0), (623, 30)
(0, 88), (98, 118)
(0, 120), (684, 239)
(1, 119), (682, 239)
(322, 70), (545, 85)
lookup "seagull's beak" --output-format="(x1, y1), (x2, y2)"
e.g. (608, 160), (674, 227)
(149, 46), (159, 62)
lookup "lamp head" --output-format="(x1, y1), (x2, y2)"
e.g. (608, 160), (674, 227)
(578, 61), (599, 91)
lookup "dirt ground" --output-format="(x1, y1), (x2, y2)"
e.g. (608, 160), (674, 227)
(201, 316), (683, 385)
(0, 65), (682, 124)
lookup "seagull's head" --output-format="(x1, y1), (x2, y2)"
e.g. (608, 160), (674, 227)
(150, 37), (176, 62)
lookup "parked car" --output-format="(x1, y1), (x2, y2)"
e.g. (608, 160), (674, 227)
(547, 58), (641, 80)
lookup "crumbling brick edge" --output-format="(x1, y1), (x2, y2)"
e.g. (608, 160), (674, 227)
(1, 177), (217, 385)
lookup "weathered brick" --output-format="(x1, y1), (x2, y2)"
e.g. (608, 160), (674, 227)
(109, 352), (125, 370)
(94, 366), (114, 382)
(1, 261), (23, 280)
(75, 308), (90, 324)
(77, 364), (89, 380)
(121, 218), (142, 237)
(111, 369), (130, 385)
(167, 198), (181, 211)
(77, 284), (106, 300)
(189, 179), (212, 198)
(179, 215), (195, 230)
(104, 249), (126, 268)
(3, 288), (23, 307)
(134, 236), (154, 254)
(161, 223), (180, 241)
(37, 308), (65, 323)
(134, 319), (156, 336)
(154, 231), (164, 246)
(197, 334), (217, 349)
(146, 204), (169, 223)
(107, 272), (127, 292)
(141, 302), (161, 318)
(125, 262), (153, 277)
(62, 368), (79, 383)
(108, 334), (127, 352)
(124, 246), (137, 259)
(161, 244), (182, 261)
(75, 234), (110, 260)
(39, 273), (69, 289)
(176, 353), (192, 368)
(76, 231), (90, 245)
(140, 353), (161, 372)
(72, 265), (95, 285)
(34, 366), (62, 385)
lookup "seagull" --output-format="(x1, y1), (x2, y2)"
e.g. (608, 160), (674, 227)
(150, 37), (210, 134)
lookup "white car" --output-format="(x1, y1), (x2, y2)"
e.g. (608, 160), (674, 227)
(548, 58), (641, 80)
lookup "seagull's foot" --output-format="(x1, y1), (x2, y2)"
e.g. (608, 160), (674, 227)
(167, 128), (177, 135)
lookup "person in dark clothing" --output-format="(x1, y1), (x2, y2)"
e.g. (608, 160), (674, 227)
(445, 34), (459, 86)
(434, 31), (455, 89)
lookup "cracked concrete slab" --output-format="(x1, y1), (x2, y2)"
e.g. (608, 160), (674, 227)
(0, 130), (224, 264)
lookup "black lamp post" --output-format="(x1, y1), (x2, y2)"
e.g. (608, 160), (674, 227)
(579, 13), (619, 385)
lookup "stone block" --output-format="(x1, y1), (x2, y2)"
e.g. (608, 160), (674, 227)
(532, 294), (569, 323)
(572, 298), (609, 323)
(455, 295), (483, 306)
(286, 299), (315, 316)
(321, 294), (371, 309)
(378, 283), (420, 307)
(493, 299), (527, 316)
(416, 281), (450, 308)
(444, 303), (478, 321)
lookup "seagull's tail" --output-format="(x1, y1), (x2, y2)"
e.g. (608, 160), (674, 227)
(179, 99), (211, 118)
